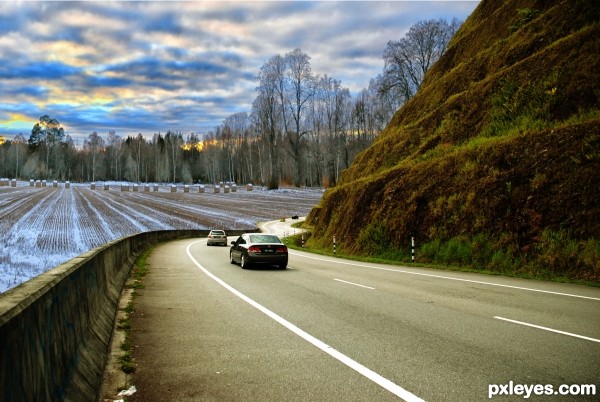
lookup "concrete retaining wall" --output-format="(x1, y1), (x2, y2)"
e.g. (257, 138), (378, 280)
(0, 229), (252, 402)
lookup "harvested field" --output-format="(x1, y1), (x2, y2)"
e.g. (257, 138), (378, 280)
(0, 182), (322, 293)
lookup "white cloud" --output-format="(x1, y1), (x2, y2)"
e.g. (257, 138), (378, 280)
(0, 1), (479, 140)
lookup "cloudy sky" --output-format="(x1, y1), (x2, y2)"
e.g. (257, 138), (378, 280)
(0, 1), (478, 144)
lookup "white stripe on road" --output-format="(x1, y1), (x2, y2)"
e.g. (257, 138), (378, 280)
(334, 278), (375, 290)
(290, 252), (600, 301)
(186, 241), (424, 402)
(494, 316), (600, 343)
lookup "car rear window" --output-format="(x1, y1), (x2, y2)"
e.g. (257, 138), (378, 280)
(249, 235), (281, 244)
(211, 230), (225, 235)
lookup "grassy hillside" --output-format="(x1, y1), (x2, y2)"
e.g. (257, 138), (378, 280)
(306, 0), (600, 282)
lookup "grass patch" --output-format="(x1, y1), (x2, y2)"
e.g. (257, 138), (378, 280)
(118, 246), (155, 375)
(356, 221), (391, 255)
(128, 248), (152, 287)
(118, 352), (136, 375)
(419, 232), (600, 284)
(283, 229), (599, 286)
(289, 220), (307, 229)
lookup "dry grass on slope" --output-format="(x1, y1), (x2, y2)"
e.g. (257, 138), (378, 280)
(307, 0), (600, 282)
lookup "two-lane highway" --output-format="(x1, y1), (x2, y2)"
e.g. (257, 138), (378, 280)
(130, 234), (599, 401)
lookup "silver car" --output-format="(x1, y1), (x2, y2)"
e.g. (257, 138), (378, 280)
(207, 230), (227, 246)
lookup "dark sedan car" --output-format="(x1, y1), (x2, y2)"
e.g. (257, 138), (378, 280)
(230, 233), (288, 269)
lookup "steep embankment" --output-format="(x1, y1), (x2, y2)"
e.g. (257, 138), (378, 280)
(307, 0), (600, 282)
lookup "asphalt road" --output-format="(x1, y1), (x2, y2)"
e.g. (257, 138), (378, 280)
(129, 226), (599, 402)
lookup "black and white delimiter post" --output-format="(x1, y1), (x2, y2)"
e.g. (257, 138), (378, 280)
(333, 235), (336, 255)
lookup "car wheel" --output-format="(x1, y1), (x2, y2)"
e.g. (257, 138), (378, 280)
(241, 254), (249, 269)
(278, 263), (287, 270)
(230, 252), (236, 265)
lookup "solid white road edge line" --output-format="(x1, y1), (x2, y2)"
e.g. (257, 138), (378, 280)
(494, 316), (600, 343)
(290, 252), (600, 301)
(186, 240), (424, 402)
(334, 278), (376, 290)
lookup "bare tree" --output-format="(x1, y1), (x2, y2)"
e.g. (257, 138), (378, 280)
(381, 18), (461, 107)
(221, 112), (250, 183)
(255, 55), (287, 189)
(285, 48), (315, 186)
(133, 133), (144, 183)
(84, 131), (104, 182)
(321, 75), (351, 185)
(164, 131), (183, 183)
(106, 131), (122, 180)
(12, 134), (26, 178)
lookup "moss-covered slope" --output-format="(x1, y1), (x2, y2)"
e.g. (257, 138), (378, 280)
(307, 0), (600, 281)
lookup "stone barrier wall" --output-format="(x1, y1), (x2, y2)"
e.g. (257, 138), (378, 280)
(0, 229), (253, 402)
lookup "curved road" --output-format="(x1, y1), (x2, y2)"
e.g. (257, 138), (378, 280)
(129, 224), (599, 401)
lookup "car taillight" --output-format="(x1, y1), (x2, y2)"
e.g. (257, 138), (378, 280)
(248, 246), (261, 253)
(276, 246), (288, 253)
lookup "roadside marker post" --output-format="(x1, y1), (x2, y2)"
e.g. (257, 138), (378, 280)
(411, 237), (415, 263)
(333, 235), (336, 255)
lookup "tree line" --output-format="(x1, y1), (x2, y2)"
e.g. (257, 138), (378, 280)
(0, 19), (460, 188)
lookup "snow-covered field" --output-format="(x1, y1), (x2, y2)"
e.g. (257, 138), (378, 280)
(0, 181), (323, 293)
